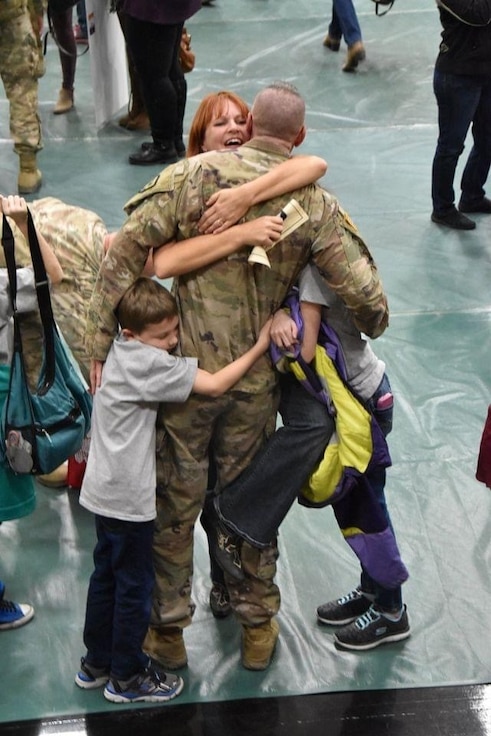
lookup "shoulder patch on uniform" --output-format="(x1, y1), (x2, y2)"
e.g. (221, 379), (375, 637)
(124, 160), (190, 214)
(337, 205), (360, 235)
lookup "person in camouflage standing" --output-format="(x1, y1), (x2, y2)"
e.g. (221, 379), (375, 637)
(85, 81), (389, 673)
(0, 0), (44, 193)
(0, 197), (106, 385)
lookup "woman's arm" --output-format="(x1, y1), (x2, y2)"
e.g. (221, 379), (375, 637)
(198, 154), (328, 234)
(152, 215), (284, 279)
(0, 195), (64, 285)
(299, 301), (322, 363)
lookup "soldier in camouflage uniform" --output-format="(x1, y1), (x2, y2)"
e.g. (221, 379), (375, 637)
(0, 0), (44, 193)
(85, 82), (388, 672)
(0, 197), (106, 385)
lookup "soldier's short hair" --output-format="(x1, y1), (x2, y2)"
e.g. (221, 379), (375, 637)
(116, 277), (177, 334)
(251, 81), (305, 141)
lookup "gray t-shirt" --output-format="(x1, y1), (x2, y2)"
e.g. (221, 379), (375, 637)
(299, 264), (385, 400)
(80, 336), (197, 522)
(0, 268), (37, 364)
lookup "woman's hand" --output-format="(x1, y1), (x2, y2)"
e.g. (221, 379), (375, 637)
(238, 216), (284, 249)
(198, 187), (253, 233)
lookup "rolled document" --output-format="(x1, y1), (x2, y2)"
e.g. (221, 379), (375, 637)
(248, 198), (309, 268)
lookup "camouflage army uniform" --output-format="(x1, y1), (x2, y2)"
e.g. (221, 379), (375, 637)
(0, 197), (106, 385)
(0, 0), (44, 159)
(85, 140), (388, 632)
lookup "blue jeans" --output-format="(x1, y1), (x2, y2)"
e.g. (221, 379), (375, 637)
(82, 515), (155, 681)
(431, 69), (491, 215)
(216, 373), (403, 611)
(329, 0), (362, 47)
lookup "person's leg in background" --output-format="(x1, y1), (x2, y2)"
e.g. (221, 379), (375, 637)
(49, 5), (77, 114)
(74, 0), (87, 43)
(123, 17), (184, 165)
(323, 0), (365, 72)
(459, 77), (491, 214)
(431, 69), (480, 230)
(0, 8), (43, 193)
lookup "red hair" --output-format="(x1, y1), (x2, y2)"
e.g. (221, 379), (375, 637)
(187, 91), (250, 157)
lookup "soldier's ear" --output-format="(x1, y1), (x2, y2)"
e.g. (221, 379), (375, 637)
(293, 125), (306, 148)
(246, 112), (253, 138)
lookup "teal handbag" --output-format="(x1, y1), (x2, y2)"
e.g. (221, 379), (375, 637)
(0, 211), (92, 475)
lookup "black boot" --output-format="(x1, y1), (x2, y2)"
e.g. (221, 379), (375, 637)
(128, 141), (178, 166)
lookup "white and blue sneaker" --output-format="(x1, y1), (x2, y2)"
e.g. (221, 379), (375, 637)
(104, 665), (184, 704)
(334, 604), (410, 651)
(75, 657), (110, 689)
(0, 596), (34, 631)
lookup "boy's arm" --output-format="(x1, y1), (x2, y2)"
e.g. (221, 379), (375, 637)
(299, 301), (322, 363)
(198, 155), (328, 234)
(192, 318), (272, 397)
(152, 216), (283, 279)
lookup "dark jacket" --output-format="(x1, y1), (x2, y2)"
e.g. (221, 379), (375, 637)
(435, 0), (491, 76)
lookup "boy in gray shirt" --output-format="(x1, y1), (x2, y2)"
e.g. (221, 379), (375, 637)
(76, 276), (271, 704)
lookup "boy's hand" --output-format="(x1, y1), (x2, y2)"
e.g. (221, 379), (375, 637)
(89, 359), (105, 394)
(270, 309), (298, 351)
(198, 187), (253, 233)
(257, 317), (273, 352)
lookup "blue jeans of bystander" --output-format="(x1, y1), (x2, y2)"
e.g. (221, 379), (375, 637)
(432, 69), (491, 215)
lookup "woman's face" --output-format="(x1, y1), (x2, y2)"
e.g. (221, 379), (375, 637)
(201, 101), (249, 152)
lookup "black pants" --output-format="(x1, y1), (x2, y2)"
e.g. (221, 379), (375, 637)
(123, 15), (186, 146)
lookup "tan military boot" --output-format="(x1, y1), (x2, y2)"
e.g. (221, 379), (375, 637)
(143, 626), (188, 670)
(342, 41), (366, 72)
(241, 619), (280, 671)
(18, 153), (42, 194)
(54, 88), (74, 114)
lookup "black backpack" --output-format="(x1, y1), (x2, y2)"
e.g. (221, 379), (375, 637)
(371, 0), (395, 16)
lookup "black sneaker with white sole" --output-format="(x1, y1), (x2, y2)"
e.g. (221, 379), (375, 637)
(316, 588), (372, 626)
(334, 604), (410, 651)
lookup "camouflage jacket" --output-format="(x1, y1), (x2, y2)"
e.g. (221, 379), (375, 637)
(85, 140), (388, 394)
(0, 0), (43, 22)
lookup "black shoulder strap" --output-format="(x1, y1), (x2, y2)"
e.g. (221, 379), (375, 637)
(0, 210), (57, 392)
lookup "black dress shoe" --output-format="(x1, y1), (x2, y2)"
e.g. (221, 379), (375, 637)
(129, 142), (178, 166)
(431, 209), (476, 230)
(458, 197), (491, 214)
(140, 140), (186, 158)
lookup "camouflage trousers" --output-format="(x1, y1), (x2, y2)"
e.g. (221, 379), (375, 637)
(152, 386), (280, 629)
(0, 10), (43, 155)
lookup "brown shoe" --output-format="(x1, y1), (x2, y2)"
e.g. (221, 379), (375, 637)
(241, 619), (279, 671)
(18, 152), (42, 194)
(323, 34), (340, 51)
(143, 626), (188, 670)
(342, 41), (366, 72)
(125, 112), (151, 131)
(53, 88), (74, 114)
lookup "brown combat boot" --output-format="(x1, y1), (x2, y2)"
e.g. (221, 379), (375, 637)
(241, 619), (280, 671)
(143, 626), (188, 670)
(54, 88), (74, 114)
(18, 153), (42, 194)
(342, 41), (366, 72)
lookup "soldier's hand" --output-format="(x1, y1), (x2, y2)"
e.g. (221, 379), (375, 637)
(89, 359), (105, 394)
(238, 216), (283, 249)
(0, 195), (28, 227)
(199, 187), (253, 234)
